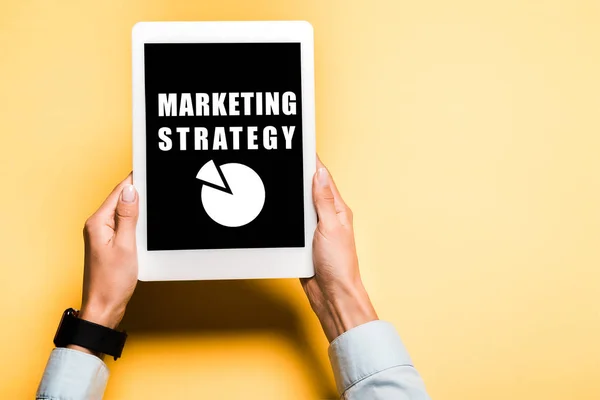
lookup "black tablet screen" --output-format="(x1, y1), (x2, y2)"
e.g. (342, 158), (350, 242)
(143, 43), (305, 251)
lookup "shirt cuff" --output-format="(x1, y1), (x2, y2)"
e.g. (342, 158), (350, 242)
(328, 320), (413, 395)
(37, 348), (109, 400)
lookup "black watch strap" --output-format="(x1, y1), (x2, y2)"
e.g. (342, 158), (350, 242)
(54, 308), (127, 360)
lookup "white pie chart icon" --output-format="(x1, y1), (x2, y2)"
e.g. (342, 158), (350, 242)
(196, 160), (266, 227)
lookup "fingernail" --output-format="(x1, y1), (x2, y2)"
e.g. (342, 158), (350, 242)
(317, 168), (329, 187)
(122, 184), (136, 203)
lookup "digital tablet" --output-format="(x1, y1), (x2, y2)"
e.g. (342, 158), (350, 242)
(132, 21), (317, 281)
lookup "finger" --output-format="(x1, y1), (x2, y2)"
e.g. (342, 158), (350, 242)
(316, 156), (347, 208)
(114, 184), (139, 246)
(313, 167), (339, 227)
(300, 277), (342, 343)
(300, 277), (326, 317)
(96, 172), (133, 217)
(314, 157), (352, 226)
(300, 277), (325, 312)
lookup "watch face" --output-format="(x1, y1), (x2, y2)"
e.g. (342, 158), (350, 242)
(53, 308), (76, 348)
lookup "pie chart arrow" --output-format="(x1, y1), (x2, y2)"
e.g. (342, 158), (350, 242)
(196, 160), (266, 227)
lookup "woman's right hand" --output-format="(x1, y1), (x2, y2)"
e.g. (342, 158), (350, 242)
(301, 158), (378, 342)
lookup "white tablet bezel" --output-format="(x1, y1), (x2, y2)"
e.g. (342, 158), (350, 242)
(132, 21), (317, 281)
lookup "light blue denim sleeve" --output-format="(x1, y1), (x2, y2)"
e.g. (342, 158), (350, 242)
(36, 348), (109, 400)
(328, 320), (431, 399)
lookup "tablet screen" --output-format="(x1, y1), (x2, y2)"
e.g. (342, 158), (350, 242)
(143, 43), (305, 251)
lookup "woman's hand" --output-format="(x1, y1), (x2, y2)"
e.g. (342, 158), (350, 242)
(79, 173), (139, 330)
(301, 158), (378, 342)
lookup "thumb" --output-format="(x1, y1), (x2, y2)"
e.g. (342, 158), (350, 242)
(313, 168), (338, 227)
(114, 184), (139, 245)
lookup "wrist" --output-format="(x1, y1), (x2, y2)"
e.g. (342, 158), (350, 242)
(327, 280), (378, 339)
(67, 305), (123, 357)
(58, 307), (128, 359)
(79, 304), (124, 330)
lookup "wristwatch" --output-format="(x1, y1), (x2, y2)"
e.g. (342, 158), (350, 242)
(53, 308), (128, 360)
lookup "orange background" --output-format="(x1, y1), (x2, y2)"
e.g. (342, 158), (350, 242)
(1, 1), (599, 399)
